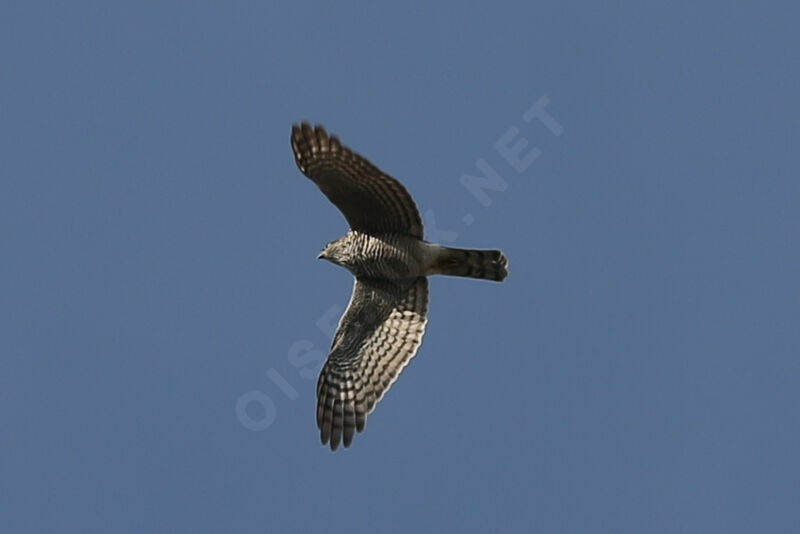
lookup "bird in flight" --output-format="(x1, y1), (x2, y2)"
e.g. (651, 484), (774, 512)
(291, 123), (508, 450)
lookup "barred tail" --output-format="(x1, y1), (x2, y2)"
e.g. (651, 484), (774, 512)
(428, 246), (508, 282)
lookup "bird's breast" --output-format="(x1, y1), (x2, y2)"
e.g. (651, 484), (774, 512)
(348, 233), (424, 279)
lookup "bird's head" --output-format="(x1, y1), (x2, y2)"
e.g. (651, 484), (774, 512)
(317, 237), (351, 267)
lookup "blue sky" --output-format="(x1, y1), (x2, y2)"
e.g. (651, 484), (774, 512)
(2, 2), (799, 532)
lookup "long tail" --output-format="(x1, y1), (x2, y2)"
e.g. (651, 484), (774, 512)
(427, 246), (508, 282)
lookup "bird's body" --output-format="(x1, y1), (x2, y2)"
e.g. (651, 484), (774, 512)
(321, 231), (507, 281)
(319, 231), (431, 279)
(290, 123), (508, 450)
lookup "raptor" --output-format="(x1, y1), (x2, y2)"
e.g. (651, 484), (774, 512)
(291, 123), (508, 450)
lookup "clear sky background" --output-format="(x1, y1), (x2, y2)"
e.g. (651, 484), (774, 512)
(2, 2), (799, 533)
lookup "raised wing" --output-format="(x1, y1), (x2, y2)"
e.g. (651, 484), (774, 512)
(291, 123), (424, 238)
(317, 277), (428, 450)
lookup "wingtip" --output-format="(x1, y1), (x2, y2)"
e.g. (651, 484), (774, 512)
(290, 121), (307, 140)
(325, 435), (340, 452)
(290, 121), (313, 146)
(290, 121), (325, 137)
(290, 122), (336, 165)
(321, 429), (342, 452)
